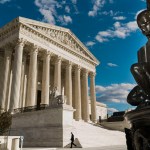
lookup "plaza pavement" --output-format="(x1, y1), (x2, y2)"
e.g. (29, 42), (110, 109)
(23, 145), (127, 150)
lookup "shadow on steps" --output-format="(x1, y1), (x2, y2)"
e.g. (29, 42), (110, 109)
(64, 138), (82, 148)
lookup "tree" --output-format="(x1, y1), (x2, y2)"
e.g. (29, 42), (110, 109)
(0, 112), (12, 135)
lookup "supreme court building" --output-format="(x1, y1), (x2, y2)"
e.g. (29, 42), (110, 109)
(0, 17), (103, 147)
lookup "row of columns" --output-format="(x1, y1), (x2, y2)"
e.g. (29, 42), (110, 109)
(0, 39), (97, 123)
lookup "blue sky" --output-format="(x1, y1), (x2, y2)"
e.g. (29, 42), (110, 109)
(0, 0), (147, 113)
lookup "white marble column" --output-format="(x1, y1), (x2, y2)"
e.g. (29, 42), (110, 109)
(7, 70), (12, 111)
(81, 73), (84, 120)
(22, 75), (27, 108)
(26, 46), (38, 109)
(0, 54), (4, 111)
(19, 55), (27, 108)
(0, 49), (12, 112)
(90, 72), (97, 123)
(82, 69), (89, 122)
(74, 65), (81, 121)
(9, 39), (25, 111)
(54, 56), (61, 94)
(72, 72), (75, 109)
(65, 61), (72, 106)
(41, 52), (51, 108)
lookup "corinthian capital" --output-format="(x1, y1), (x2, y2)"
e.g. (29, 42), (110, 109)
(89, 72), (96, 78)
(65, 61), (72, 69)
(54, 55), (62, 64)
(82, 69), (89, 77)
(16, 38), (27, 47)
(29, 44), (39, 55)
(74, 65), (81, 72)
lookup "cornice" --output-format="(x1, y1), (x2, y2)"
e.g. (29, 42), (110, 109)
(67, 30), (100, 65)
(18, 16), (70, 33)
(0, 18), (20, 44)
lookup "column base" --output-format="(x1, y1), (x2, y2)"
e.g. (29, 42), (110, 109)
(83, 118), (90, 122)
(23, 106), (37, 112)
(92, 119), (97, 123)
(0, 108), (5, 114)
(40, 104), (49, 110)
(75, 118), (82, 121)
(13, 108), (23, 113)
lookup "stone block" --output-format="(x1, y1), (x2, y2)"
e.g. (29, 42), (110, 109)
(10, 105), (75, 147)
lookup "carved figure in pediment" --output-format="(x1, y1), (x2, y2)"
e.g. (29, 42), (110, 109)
(23, 24), (92, 60)
(63, 34), (69, 45)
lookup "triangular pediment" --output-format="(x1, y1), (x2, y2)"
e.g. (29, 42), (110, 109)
(18, 17), (99, 65)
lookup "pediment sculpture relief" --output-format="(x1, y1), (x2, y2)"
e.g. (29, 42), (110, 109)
(28, 24), (93, 60)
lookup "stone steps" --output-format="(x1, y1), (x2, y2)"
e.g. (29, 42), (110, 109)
(23, 120), (127, 149)
(69, 120), (126, 148)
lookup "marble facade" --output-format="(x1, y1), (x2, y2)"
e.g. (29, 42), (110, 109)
(0, 17), (100, 123)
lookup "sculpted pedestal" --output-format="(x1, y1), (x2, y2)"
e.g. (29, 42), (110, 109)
(125, 106), (150, 150)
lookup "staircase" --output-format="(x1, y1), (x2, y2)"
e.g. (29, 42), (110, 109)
(69, 120), (127, 148)
(23, 120), (127, 149)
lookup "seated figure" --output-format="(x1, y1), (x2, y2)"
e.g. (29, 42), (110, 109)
(126, 2), (150, 150)
(127, 9), (150, 106)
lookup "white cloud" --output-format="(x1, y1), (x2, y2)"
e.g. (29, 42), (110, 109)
(58, 15), (72, 25)
(86, 41), (95, 46)
(65, 6), (70, 13)
(35, 0), (58, 24)
(126, 21), (138, 30)
(108, 108), (119, 113)
(70, 0), (79, 14)
(39, 8), (56, 24)
(107, 63), (118, 67)
(96, 83), (136, 104)
(0, 0), (11, 4)
(114, 22), (121, 28)
(63, 15), (72, 24)
(71, 0), (77, 4)
(61, 1), (66, 5)
(34, 0), (73, 25)
(109, 0), (114, 3)
(95, 10), (142, 43)
(96, 21), (138, 42)
(88, 0), (106, 17)
(113, 16), (126, 21)
(100, 10), (123, 17)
